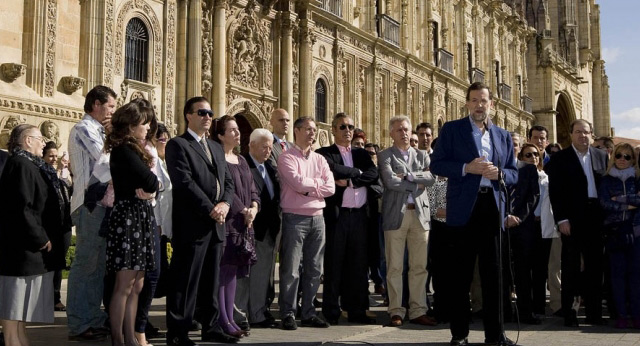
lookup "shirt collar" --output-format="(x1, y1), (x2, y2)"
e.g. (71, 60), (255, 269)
(336, 143), (351, 153)
(187, 128), (206, 142)
(467, 115), (492, 131)
(571, 144), (590, 157)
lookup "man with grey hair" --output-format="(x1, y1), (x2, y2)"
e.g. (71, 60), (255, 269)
(234, 128), (282, 329)
(378, 115), (436, 327)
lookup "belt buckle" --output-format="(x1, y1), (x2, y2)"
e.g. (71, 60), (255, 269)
(479, 186), (491, 194)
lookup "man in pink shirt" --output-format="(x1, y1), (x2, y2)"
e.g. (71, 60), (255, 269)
(277, 116), (335, 330)
(316, 113), (379, 325)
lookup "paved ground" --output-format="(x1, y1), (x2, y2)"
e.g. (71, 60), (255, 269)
(24, 278), (640, 346)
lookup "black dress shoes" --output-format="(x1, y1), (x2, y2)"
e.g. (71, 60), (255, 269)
(251, 319), (279, 328)
(282, 316), (298, 330)
(201, 331), (240, 343)
(166, 335), (196, 346)
(301, 315), (330, 328)
(450, 337), (468, 345)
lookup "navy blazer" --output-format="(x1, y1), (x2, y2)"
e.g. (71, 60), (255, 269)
(165, 132), (234, 244)
(243, 153), (281, 242)
(430, 116), (518, 227)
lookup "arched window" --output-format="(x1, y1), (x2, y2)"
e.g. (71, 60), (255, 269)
(315, 79), (327, 123)
(125, 18), (149, 82)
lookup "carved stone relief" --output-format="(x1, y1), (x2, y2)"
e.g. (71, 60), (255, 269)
(40, 120), (61, 148)
(228, 6), (273, 91)
(104, 0), (115, 87)
(201, 0), (213, 94)
(164, 0), (177, 128)
(0, 115), (25, 149)
(60, 76), (85, 94)
(1, 63), (26, 82)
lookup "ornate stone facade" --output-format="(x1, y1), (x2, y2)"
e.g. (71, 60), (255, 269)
(0, 0), (609, 151)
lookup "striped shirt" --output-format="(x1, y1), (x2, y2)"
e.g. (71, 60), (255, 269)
(68, 114), (106, 213)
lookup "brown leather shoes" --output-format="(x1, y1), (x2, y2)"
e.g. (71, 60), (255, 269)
(388, 315), (403, 327)
(409, 314), (437, 326)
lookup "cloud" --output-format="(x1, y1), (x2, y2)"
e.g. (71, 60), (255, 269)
(602, 47), (621, 64)
(612, 107), (640, 139)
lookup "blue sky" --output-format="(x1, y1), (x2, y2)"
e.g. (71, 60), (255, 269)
(599, 1), (640, 139)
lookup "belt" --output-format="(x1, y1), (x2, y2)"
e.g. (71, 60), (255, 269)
(406, 203), (416, 210)
(478, 186), (492, 194)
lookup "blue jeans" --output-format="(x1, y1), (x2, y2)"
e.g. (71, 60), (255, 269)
(66, 205), (107, 335)
(279, 213), (325, 320)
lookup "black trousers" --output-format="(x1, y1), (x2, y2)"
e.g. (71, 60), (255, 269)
(445, 191), (507, 341)
(561, 201), (604, 320)
(53, 231), (72, 304)
(322, 206), (370, 320)
(167, 231), (223, 338)
(511, 220), (552, 317)
(429, 219), (452, 321)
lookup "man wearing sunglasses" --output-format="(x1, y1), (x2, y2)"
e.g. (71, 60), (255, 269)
(164, 97), (237, 345)
(316, 113), (379, 325)
(545, 119), (608, 328)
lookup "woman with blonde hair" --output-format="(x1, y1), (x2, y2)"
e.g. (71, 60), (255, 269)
(598, 142), (640, 329)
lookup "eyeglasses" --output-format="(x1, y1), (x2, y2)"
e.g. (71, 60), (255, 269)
(524, 151), (540, 158)
(195, 109), (214, 117)
(615, 153), (633, 161)
(28, 135), (46, 143)
(338, 124), (355, 131)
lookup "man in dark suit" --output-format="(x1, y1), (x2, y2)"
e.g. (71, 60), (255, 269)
(430, 82), (518, 346)
(165, 96), (236, 345)
(316, 113), (379, 325)
(236, 128), (281, 329)
(269, 108), (292, 168)
(545, 119), (608, 327)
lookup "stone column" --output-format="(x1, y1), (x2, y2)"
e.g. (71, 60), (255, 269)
(78, 0), (106, 92)
(175, 0), (189, 132)
(186, 0), (202, 98)
(212, 0), (226, 118)
(280, 15), (294, 121)
(591, 59), (606, 136)
(23, 0), (57, 97)
(298, 19), (315, 118)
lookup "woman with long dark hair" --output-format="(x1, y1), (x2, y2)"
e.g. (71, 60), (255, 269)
(0, 124), (68, 346)
(211, 115), (259, 338)
(104, 101), (159, 346)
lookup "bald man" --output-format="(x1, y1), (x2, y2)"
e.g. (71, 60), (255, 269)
(269, 109), (293, 168)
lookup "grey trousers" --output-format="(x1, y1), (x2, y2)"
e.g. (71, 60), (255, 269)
(234, 232), (278, 323)
(279, 213), (325, 320)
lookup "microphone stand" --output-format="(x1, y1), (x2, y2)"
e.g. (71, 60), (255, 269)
(496, 169), (515, 345)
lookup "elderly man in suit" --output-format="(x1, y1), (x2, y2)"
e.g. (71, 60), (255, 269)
(316, 113), (379, 325)
(233, 128), (281, 329)
(165, 96), (237, 345)
(545, 119), (608, 327)
(430, 82), (518, 346)
(378, 115), (436, 327)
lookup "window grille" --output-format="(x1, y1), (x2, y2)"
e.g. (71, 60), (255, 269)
(315, 80), (327, 123)
(125, 18), (149, 82)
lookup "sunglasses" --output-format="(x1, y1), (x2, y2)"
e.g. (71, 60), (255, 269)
(524, 151), (540, 158)
(157, 138), (168, 143)
(615, 153), (633, 161)
(195, 109), (214, 117)
(339, 124), (355, 131)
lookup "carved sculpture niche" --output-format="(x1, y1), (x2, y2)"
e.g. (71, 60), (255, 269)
(228, 6), (273, 91)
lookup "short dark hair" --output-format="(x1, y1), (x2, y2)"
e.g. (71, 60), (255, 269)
(183, 96), (209, 126)
(431, 137), (439, 150)
(43, 141), (57, 156)
(465, 82), (492, 101)
(415, 122), (432, 132)
(364, 142), (380, 153)
(293, 116), (315, 140)
(545, 142), (562, 154)
(595, 136), (614, 149)
(352, 128), (366, 143)
(528, 125), (548, 139)
(83, 85), (117, 114)
(569, 119), (592, 133)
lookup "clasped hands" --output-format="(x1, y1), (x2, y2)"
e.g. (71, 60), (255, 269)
(209, 202), (230, 224)
(465, 157), (500, 180)
(241, 206), (258, 228)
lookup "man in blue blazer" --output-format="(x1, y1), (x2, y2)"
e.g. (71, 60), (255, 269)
(430, 82), (518, 346)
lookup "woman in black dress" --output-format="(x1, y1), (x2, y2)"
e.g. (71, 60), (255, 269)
(0, 124), (68, 346)
(211, 115), (259, 338)
(104, 101), (159, 346)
